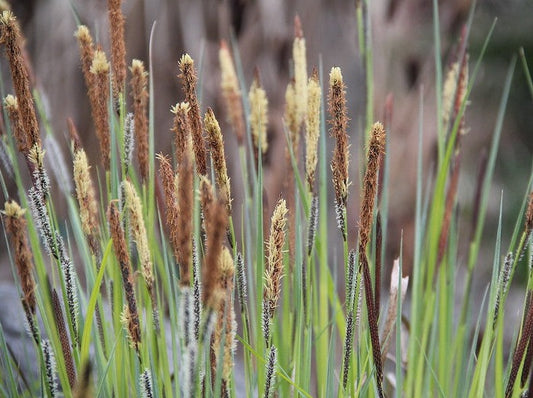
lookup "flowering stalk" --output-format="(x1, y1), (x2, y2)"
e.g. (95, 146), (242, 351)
(129, 60), (148, 180)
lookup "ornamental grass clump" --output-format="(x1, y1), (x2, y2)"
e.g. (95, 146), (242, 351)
(1, 4), (533, 398)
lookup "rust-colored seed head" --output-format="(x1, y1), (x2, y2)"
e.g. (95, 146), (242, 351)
(328, 67), (349, 208)
(203, 199), (228, 309)
(67, 118), (82, 152)
(204, 108), (232, 214)
(199, 175), (214, 230)
(305, 68), (321, 192)
(264, 199), (288, 319)
(179, 54), (207, 175)
(219, 40), (245, 145)
(107, 201), (141, 350)
(90, 50), (111, 170)
(4, 94), (29, 153)
(249, 71), (269, 156)
(359, 122), (386, 250)
(107, 0), (126, 98)
(176, 132), (194, 286)
(157, 153), (180, 263)
(129, 60), (149, 181)
(0, 11), (40, 150)
(74, 25), (95, 94)
(171, 102), (191, 168)
(526, 192), (533, 234)
(3, 200), (36, 314)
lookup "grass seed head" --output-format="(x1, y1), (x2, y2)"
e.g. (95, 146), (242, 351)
(129, 59), (149, 181)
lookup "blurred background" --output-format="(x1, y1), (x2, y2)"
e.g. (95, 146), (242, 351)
(0, 0), (532, 292)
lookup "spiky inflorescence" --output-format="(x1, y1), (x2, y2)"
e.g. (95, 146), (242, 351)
(28, 144), (50, 199)
(235, 252), (247, 313)
(107, 0), (126, 98)
(179, 54), (207, 175)
(328, 66), (349, 209)
(305, 69), (321, 192)
(284, 79), (298, 151)
(90, 50), (111, 169)
(264, 346), (277, 398)
(203, 199), (228, 309)
(212, 247), (237, 382)
(293, 15), (307, 133)
(3, 200), (36, 313)
(4, 94), (29, 153)
(249, 70), (269, 157)
(359, 122), (386, 249)
(525, 192), (533, 235)
(42, 339), (58, 397)
(0, 11), (40, 150)
(263, 199), (288, 344)
(176, 129), (194, 286)
(493, 252), (513, 329)
(123, 181), (155, 311)
(123, 112), (135, 172)
(442, 61), (459, 132)
(130, 59), (148, 179)
(219, 40), (245, 145)
(139, 369), (154, 398)
(157, 153), (180, 261)
(108, 201), (141, 350)
(73, 148), (100, 256)
(74, 25), (95, 92)
(171, 102), (191, 167)
(204, 108), (232, 214)
(51, 289), (76, 388)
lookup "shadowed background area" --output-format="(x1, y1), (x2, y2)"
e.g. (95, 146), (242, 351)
(1, 0), (532, 299)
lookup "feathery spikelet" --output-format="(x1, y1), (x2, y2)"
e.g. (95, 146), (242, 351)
(236, 252), (247, 313)
(454, 54), (469, 137)
(284, 79), (298, 151)
(493, 253), (513, 329)
(123, 180), (157, 328)
(179, 54), (207, 175)
(74, 26), (95, 92)
(42, 339), (58, 397)
(28, 143), (50, 199)
(171, 102), (191, 167)
(212, 247), (237, 381)
(205, 108), (232, 213)
(108, 201), (141, 350)
(140, 369), (154, 398)
(219, 40), (245, 145)
(74, 362), (92, 398)
(329, 66), (349, 208)
(203, 199), (228, 309)
(55, 231), (79, 346)
(359, 122), (386, 250)
(90, 50), (111, 169)
(51, 289), (76, 388)
(157, 153), (180, 260)
(3, 200), (36, 313)
(293, 15), (308, 130)
(442, 62), (459, 132)
(0, 11), (40, 150)
(28, 175), (54, 255)
(107, 0), (126, 98)
(264, 346), (277, 398)
(342, 250), (358, 389)
(129, 60), (148, 180)
(305, 69), (321, 192)
(525, 192), (533, 235)
(123, 112), (135, 173)
(192, 239), (201, 341)
(4, 94), (29, 153)
(176, 129), (194, 286)
(307, 196), (318, 256)
(249, 69), (269, 157)
(263, 199), (288, 344)
(73, 148), (100, 255)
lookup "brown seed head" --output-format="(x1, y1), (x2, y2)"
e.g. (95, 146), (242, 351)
(3, 200), (36, 313)
(107, 0), (126, 98)
(157, 153), (180, 262)
(526, 192), (533, 234)
(359, 122), (386, 249)
(204, 108), (232, 214)
(328, 67), (349, 207)
(0, 11), (40, 150)
(74, 25), (95, 92)
(219, 40), (245, 145)
(171, 102), (191, 167)
(264, 199), (288, 319)
(179, 53), (207, 175)
(90, 50), (111, 169)
(4, 94), (29, 153)
(129, 59), (149, 181)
